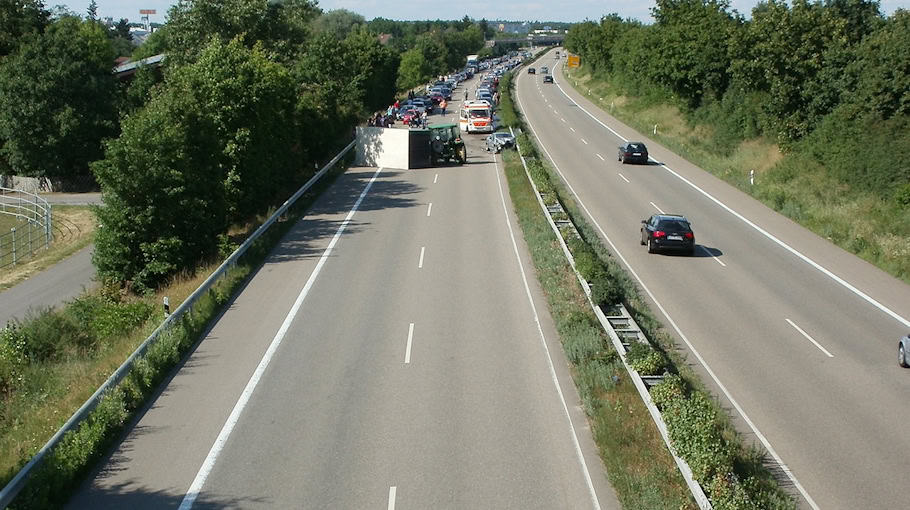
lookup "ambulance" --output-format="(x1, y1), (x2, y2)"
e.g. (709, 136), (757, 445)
(459, 100), (494, 134)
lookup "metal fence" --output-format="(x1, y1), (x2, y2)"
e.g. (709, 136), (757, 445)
(0, 187), (52, 270)
(0, 140), (355, 508)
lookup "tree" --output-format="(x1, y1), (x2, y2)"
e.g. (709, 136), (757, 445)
(847, 8), (910, 119)
(0, 0), (50, 58)
(164, 0), (318, 63)
(728, 0), (848, 142)
(344, 26), (399, 112)
(92, 88), (225, 290)
(310, 8), (365, 40)
(93, 36), (300, 288)
(114, 18), (131, 39)
(651, 0), (737, 105)
(397, 48), (432, 91)
(0, 15), (117, 177)
(86, 0), (97, 20)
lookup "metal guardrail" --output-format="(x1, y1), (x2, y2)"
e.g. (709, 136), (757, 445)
(0, 140), (355, 508)
(0, 187), (52, 270)
(510, 126), (712, 509)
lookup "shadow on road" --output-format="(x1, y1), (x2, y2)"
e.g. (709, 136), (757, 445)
(66, 477), (267, 509)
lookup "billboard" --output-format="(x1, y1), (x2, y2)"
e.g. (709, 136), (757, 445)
(139, 9), (156, 14)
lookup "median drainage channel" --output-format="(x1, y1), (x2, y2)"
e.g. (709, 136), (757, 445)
(499, 59), (795, 510)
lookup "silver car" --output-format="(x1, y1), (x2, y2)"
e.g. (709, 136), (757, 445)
(485, 132), (515, 153)
(899, 333), (910, 367)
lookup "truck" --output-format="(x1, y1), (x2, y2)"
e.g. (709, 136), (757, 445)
(466, 54), (479, 66)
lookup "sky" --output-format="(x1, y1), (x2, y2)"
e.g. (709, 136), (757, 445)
(62, 0), (910, 25)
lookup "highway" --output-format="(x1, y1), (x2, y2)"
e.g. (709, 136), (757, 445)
(66, 73), (620, 509)
(516, 48), (910, 509)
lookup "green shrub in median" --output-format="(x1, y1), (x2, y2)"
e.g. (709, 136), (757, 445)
(625, 342), (667, 376)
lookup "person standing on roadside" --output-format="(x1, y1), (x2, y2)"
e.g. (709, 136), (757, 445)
(464, 89), (468, 101)
(440, 98), (448, 115)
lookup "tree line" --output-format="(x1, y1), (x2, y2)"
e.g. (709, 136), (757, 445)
(564, 0), (909, 204)
(0, 1), (489, 290)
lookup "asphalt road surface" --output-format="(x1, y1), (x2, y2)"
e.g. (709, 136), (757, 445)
(67, 73), (621, 509)
(517, 49), (910, 509)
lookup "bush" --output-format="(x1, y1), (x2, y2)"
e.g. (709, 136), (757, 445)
(67, 295), (154, 343)
(649, 373), (686, 408)
(661, 391), (735, 482)
(590, 272), (624, 307)
(0, 326), (27, 394)
(18, 309), (89, 361)
(625, 341), (667, 375)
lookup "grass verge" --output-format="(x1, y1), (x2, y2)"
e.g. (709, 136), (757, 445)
(500, 64), (795, 509)
(0, 152), (353, 509)
(563, 64), (910, 284)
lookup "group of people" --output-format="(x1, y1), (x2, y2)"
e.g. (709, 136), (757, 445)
(368, 112), (394, 128)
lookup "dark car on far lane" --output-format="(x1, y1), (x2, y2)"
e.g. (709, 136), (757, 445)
(618, 142), (649, 164)
(543, 75), (554, 83)
(528, 67), (536, 74)
(641, 214), (695, 255)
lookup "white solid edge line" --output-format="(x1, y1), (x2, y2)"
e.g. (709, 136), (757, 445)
(388, 486), (397, 510)
(553, 62), (910, 331)
(427, 202), (433, 217)
(178, 166), (385, 510)
(490, 153), (602, 510)
(699, 246), (727, 267)
(649, 201), (665, 214)
(405, 323), (414, 364)
(596, 154), (605, 161)
(418, 246), (425, 269)
(617, 173), (630, 183)
(786, 319), (834, 358)
(516, 71), (824, 510)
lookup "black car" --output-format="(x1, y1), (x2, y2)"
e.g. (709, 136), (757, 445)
(528, 67), (536, 74)
(618, 142), (649, 164)
(640, 214), (695, 255)
(543, 75), (554, 83)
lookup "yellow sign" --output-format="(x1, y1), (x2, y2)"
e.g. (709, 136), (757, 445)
(567, 55), (580, 68)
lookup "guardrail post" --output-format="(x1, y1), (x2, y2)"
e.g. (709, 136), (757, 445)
(11, 227), (15, 265)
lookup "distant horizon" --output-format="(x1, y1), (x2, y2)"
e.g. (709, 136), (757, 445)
(60, 0), (910, 26)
